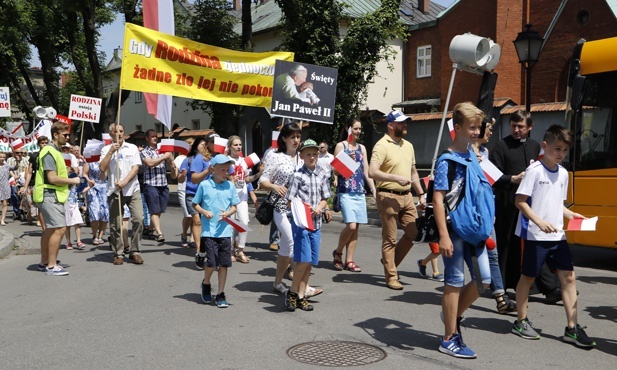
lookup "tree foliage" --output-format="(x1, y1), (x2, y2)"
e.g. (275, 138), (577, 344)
(274, 0), (407, 145)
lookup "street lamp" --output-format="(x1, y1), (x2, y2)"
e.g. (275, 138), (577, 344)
(513, 24), (544, 112)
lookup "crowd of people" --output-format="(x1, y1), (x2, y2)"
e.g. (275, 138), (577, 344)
(7, 103), (595, 359)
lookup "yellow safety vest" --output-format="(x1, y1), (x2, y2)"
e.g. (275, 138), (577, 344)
(33, 145), (69, 204)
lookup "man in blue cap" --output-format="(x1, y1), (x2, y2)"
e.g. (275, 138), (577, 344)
(369, 110), (426, 290)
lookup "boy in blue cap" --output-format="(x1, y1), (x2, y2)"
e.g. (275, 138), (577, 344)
(193, 154), (240, 308)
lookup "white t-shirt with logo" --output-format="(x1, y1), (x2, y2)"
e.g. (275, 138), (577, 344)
(515, 161), (568, 241)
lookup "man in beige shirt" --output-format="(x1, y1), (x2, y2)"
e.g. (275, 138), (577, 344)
(369, 110), (426, 290)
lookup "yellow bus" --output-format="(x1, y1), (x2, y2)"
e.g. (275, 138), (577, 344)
(565, 36), (617, 248)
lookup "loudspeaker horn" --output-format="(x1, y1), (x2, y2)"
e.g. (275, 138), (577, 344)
(45, 107), (57, 119)
(33, 106), (47, 119)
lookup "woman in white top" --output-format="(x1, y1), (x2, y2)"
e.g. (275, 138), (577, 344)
(227, 135), (257, 263)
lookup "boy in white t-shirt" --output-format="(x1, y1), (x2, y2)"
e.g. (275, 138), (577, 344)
(512, 125), (595, 348)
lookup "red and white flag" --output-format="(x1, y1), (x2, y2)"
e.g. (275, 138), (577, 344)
(421, 176), (430, 191)
(272, 131), (280, 149)
(347, 126), (353, 143)
(537, 148), (544, 161)
(447, 118), (455, 141)
(244, 153), (260, 168)
(158, 139), (190, 155)
(62, 153), (72, 167)
(479, 158), (503, 186)
(9, 177), (15, 186)
(102, 133), (112, 145)
(223, 216), (252, 233)
(567, 216), (598, 231)
(214, 137), (228, 154)
(291, 198), (316, 231)
(330, 150), (360, 179)
(143, 0), (174, 130)
(10, 138), (24, 150)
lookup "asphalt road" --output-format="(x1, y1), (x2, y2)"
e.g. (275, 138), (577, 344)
(1, 204), (616, 369)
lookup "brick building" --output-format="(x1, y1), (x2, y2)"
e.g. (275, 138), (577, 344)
(400, 0), (617, 113)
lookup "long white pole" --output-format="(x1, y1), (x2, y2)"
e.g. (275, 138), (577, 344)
(429, 64), (458, 177)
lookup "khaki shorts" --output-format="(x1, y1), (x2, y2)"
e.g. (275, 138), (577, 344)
(37, 191), (67, 228)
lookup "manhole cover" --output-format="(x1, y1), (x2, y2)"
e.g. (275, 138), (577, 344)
(287, 341), (387, 367)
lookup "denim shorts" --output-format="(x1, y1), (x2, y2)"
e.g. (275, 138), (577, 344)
(291, 221), (321, 266)
(521, 239), (573, 277)
(143, 184), (169, 214)
(442, 231), (491, 288)
(185, 193), (198, 216)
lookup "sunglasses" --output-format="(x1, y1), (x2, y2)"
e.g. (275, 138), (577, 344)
(319, 146), (325, 149)
(62, 133), (71, 138)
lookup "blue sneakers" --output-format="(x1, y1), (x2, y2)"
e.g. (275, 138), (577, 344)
(439, 333), (477, 359)
(201, 283), (212, 304)
(417, 259), (428, 278)
(215, 293), (228, 308)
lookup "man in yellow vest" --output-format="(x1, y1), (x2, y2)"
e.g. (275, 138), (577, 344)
(34, 121), (80, 276)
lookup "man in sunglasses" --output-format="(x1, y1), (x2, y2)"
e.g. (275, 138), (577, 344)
(33, 122), (80, 276)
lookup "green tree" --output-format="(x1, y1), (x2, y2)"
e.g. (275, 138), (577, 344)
(275, 0), (407, 145)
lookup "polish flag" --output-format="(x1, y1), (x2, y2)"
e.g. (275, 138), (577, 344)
(10, 138), (24, 150)
(102, 133), (112, 145)
(537, 148), (544, 160)
(291, 198), (316, 231)
(447, 118), (455, 141)
(347, 126), (353, 143)
(62, 153), (72, 167)
(223, 216), (252, 233)
(143, 0), (174, 130)
(158, 139), (190, 155)
(9, 177), (15, 186)
(330, 150), (360, 179)
(214, 137), (228, 154)
(84, 140), (104, 162)
(244, 153), (260, 168)
(479, 158), (503, 186)
(567, 216), (598, 231)
(272, 131), (279, 149)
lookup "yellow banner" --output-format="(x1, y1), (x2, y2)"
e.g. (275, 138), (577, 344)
(120, 23), (294, 107)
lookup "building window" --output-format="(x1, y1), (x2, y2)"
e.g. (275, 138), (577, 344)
(136, 124), (143, 132)
(135, 91), (143, 103)
(417, 45), (432, 78)
(192, 119), (200, 130)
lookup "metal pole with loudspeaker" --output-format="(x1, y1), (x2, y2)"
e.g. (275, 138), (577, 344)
(429, 33), (501, 176)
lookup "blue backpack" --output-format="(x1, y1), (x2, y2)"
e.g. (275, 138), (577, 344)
(439, 149), (495, 247)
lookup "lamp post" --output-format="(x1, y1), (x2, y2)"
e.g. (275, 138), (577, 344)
(513, 24), (544, 113)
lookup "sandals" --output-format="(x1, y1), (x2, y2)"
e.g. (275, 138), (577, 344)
(305, 286), (324, 299)
(156, 234), (165, 243)
(75, 241), (86, 250)
(180, 237), (189, 248)
(332, 250), (343, 271)
(344, 261), (362, 272)
(235, 249), (250, 264)
(495, 293), (517, 314)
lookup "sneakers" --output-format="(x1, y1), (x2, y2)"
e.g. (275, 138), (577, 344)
(215, 293), (228, 308)
(37, 260), (60, 271)
(45, 265), (69, 276)
(545, 288), (563, 304)
(273, 282), (288, 295)
(195, 253), (205, 270)
(563, 324), (596, 348)
(201, 283), (212, 303)
(438, 333), (477, 359)
(512, 318), (541, 339)
(297, 297), (314, 311)
(386, 279), (403, 290)
(285, 291), (298, 312)
(431, 273), (445, 282)
(417, 259), (427, 277)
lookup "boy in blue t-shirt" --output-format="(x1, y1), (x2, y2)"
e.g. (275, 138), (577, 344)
(433, 102), (491, 359)
(192, 154), (240, 308)
(512, 125), (595, 348)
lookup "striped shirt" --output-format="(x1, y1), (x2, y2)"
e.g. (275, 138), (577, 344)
(286, 164), (331, 229)
(141, 145), (168, 186)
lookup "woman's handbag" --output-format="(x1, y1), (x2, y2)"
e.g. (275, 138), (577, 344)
(332, 193), (341, 212)
(255, 193), (276, 225)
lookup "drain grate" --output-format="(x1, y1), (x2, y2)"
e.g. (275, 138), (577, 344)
(287, 341), (387, 367)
